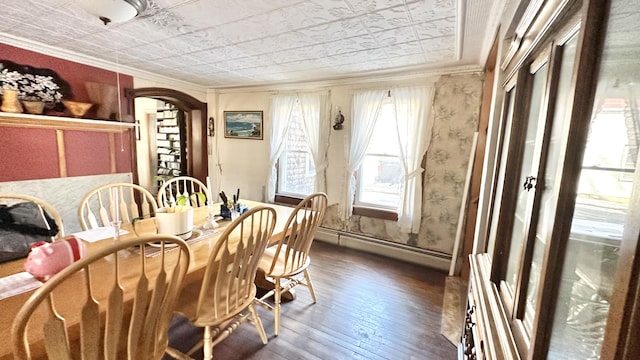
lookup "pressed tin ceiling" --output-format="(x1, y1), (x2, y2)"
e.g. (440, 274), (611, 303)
(0, 0), (498, 88)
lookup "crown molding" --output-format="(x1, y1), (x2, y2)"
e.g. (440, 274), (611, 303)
(456, 0), (466, 61)
(0, 33), (207, 94)
(210, 63), (483, 93)
(477, 0), (507, 68)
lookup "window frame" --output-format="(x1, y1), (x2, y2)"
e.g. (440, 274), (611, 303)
(353, 101), (404, 213)
(275, 102), (317, 199)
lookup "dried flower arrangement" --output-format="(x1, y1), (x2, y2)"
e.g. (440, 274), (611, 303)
(0, 60), (71, 111)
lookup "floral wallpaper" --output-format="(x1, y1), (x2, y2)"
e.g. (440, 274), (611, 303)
(419, 73), (482, 253)
(322, 72), (483, 255)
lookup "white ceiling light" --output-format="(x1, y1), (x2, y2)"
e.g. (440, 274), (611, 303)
(76, 0), (148, 25)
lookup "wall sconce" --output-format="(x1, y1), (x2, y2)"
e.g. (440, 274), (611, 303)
(333, 110), (345, 130)
(208, 116), (215, 136)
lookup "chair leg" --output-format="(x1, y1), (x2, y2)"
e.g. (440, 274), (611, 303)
(304, 269), (317, 303)
(249, 303), (268, 344)
(203, 326), (213, 360)
(274, 278), (282, 336)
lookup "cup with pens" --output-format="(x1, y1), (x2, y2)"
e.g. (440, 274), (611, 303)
(218, 188), (247, 220)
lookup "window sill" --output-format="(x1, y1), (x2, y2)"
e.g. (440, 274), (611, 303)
(275, 195), (398, 221)
(274, 194), (304, 206)
(352, 206), (398, 221)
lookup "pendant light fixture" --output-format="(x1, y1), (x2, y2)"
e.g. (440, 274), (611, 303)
(76, 0), (148, 25)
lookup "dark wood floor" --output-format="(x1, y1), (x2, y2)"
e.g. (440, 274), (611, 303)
(166, 241), (456, 359)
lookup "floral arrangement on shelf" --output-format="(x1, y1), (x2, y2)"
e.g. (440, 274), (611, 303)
(0, 59), (72, 111)
(0, 69), (64, 103)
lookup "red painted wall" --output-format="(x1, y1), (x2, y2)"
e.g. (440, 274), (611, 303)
(64, 131), (111, 176)
(0, 42), (134, 182)
(0, 127), (60, 181)
(114, 131), (133, 173)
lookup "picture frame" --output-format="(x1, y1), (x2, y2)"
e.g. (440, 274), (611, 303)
(223, 111), (263, 139)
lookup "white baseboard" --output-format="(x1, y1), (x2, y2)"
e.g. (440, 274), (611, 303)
(315, 227), (451, 272)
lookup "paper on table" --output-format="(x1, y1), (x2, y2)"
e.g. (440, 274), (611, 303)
(73, 227), (129, 243)
(0, 271), (42, 300)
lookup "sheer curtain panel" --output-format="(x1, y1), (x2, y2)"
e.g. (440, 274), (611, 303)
(344, 90), (386, 220)
(267, 95), (297, 202)
(298, 92), (330, 194)
(393, 86), (434, 232)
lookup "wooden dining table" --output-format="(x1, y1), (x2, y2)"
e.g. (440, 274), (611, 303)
(0, 200), (294, 359)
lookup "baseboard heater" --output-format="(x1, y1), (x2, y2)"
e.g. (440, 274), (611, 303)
(315, 227), (451, 272)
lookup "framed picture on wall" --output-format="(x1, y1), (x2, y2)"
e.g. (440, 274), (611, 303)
(223, 111), (263, 140)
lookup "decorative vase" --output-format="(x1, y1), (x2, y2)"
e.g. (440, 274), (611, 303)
(86, 82), (118, 120)
(1, 89), (23, 113)
(155, 207), (194, 240)
(22, 100), (45, 115)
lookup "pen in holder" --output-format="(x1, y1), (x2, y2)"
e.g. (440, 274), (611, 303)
(218, 189), (248, 220)
(219, 204), (233, 220)
(219, 202), (248, 220)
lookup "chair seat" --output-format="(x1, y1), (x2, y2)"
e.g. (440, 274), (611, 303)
(258, 244), (311, 278)
(175, 279), (258, 327)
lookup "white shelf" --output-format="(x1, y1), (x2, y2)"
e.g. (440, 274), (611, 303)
(0, 111), (134, 132)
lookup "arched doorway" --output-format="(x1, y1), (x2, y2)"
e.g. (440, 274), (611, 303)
(126, 88), (208, 187)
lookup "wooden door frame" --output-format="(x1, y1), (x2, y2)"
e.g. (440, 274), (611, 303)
(125, 87), (208, 185)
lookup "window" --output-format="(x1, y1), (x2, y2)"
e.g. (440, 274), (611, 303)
(346, 86), (432, 230)
(356, 102), (403, 210)
(277, 105), (316, 197)
(267, 93), (328, 203)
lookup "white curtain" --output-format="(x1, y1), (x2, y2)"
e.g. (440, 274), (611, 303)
(393, 86), (434, 233)
(343, 90), (386, 220)
(298, 92), (330, 193)
(266, 95), (297, 202)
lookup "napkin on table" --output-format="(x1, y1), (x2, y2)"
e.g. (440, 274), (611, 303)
(0, 271), (42, 300)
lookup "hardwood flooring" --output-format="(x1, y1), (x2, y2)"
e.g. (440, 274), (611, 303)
(166, 241), (457, 360)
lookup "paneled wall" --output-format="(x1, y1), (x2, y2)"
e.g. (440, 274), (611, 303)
(0, 117), (133, 181)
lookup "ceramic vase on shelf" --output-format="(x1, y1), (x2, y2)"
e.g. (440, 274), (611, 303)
(86, 82), (118, 120)
(1, 89), (23, 113)
(21, 100), (45, 114)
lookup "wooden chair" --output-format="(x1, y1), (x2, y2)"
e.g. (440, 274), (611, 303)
(78, 183), (157, 230)
(0, 193), (64, 239)
(12, 234), (191, 360)
(256, 192), (328, 336)
(167, 206), (277, 360)
(157, 176), (210, 208)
